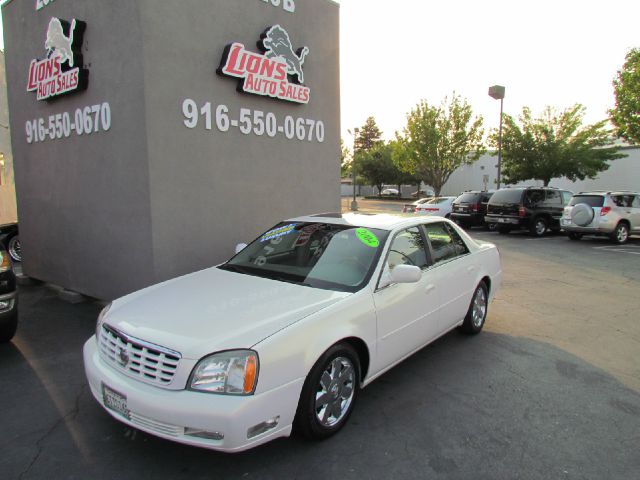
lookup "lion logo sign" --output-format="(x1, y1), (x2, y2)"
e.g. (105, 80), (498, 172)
(261, 25), (309, 84)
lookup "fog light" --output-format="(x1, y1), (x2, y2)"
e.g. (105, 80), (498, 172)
(184, 428), (224, 441)
(247, 416), (280, 439)
(0, 299), (14, 311)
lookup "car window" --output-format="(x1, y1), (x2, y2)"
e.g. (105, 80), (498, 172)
(569, 195), (604, 207)
(633, 196), (640, 208)
(489, 189), (523, 204)
(525, 190), (544, 206)
(544, 190), (562, 205)
(386, 227), (428, 270)
(481, 193), (493, 202)
(623, 195), (634, 207)
(455, 193), (480, 203)
(561, 191), (573, 204)
(444, 224), (469, 256)
(423, 223), (460, 265)
(611, 195), (626, 207)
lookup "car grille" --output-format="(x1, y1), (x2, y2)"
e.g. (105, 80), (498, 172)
(129, 412), (183, 437)
(98, 324), (181, 386)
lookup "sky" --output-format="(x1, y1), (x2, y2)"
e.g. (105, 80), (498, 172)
(1, 0), (638, 145)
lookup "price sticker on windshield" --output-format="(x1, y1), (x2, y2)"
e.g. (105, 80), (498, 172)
(355, 228), (379, 248)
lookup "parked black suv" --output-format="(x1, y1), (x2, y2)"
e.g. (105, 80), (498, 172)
(0, 248), (18, 343)
(451, 191), (495, 229)
(485, 187), (573, 236)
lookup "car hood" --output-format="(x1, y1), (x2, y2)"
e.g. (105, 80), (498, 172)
(104, 267), (350, 360)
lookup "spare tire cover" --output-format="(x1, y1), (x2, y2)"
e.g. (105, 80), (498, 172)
(571, 203), (594, 226)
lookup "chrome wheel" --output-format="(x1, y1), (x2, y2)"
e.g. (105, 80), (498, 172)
(315, 356), (355, 427)
(7, 236), (21, 262)
(471, 286), (487, 328)
(535, 219), (546, 236)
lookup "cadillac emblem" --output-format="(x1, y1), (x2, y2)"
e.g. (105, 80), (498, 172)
(116, 346), (129, 367)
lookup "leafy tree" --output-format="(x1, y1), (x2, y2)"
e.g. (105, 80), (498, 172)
(610, 48), (640, 144)
(355, 143), (398, 196)
(354, 116), (383, 154)
(394, 94), (485, 196)
(493, 105), (625, 186)
(340, 138), (352, 177)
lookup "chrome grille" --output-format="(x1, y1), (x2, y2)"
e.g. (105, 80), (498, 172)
(129, 412), (183, 437)
(98, 324), (181, 386)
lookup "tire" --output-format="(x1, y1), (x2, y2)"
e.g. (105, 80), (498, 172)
(7, 235), (21, 262)
(610, 223), (629, 244)
(529, 217), (548, 237)
(486, 223), (498, 232)
(460, 282), (488, 335)
(445, 213), (451, 219)
(568, 232), (582, 241)
(497, 225), (511, 234)
(0, 311), (18, 343)
(294, 343), (360, 440)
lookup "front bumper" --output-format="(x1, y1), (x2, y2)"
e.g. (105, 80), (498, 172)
(83, 337), (304, 452)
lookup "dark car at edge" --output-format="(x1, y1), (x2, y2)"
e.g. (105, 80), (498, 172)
(0, 247), (18, 343)
(485, 187), (573, 236)
(451, 191), (495, 229)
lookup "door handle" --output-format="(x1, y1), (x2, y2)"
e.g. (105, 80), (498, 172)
(425, 284), (436, 294)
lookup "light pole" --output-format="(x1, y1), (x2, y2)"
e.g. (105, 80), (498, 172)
(347, 127), (359, 211)
(488, 85), (505, 189)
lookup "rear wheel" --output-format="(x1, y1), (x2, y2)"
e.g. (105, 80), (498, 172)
(486, 223), (497, 232)
(568, 232), (582, 241)
(610, 223), (629, 244)
(294, 343), (360, 439)
(529, 217), (548, 237)
(460, 282), (488, 334)
(497, 225), (511, 234)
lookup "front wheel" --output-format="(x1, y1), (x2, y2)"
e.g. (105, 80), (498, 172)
(7, 235), (21, 262)
(460, 282), (488, 335)
(294, 343), (360, 439)
(610, 223), (629, 244)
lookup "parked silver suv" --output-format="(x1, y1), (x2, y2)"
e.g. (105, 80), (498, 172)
(561, 191), (640, 244)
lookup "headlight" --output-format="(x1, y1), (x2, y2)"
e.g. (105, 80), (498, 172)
(189, 350), (259, 395)
(96, 302), (112, 339)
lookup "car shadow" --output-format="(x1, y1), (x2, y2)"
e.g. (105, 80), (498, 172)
(4, 288), (639, 480)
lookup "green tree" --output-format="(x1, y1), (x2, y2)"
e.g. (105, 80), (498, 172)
(394, 94), (485, 196)
(354, 116), (383, 154)
(340, 138), (352, 177)
(493, 105), (625, 186)
(610, 48), (640, 144)
(356, 143), (397, 196)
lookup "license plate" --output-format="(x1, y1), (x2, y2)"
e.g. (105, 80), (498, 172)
(102, 383), (130, 419)
(498, 218), (508, 223)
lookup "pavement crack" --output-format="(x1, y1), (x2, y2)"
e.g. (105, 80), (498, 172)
(18, 384), (86, 480)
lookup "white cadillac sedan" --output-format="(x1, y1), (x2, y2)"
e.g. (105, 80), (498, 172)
(83, 213), (501, 452)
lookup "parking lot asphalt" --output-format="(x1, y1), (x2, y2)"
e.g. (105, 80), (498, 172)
(2, 206), (640, 479)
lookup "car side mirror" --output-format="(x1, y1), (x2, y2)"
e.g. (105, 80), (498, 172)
(378, 264), (422, 289)
(235, 243), (247, 254)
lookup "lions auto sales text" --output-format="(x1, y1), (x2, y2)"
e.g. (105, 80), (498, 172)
(261, 0), (295, 13)
(25, 102), (111, 144)
(182, 99), (325, 143)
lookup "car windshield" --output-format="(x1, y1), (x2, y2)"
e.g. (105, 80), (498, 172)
(220, 222), (389, 292)
(569, 195), (604, 207)
(490, 189), (523, 204)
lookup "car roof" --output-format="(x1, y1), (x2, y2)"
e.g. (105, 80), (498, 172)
(576, 191), (639, 196)
(287, 212), (448, 231)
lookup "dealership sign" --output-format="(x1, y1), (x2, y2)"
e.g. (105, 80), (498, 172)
(218, 25), (310, 104)
(27, 17), (88, 101)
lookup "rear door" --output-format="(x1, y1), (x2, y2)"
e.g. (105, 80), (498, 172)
(628, 195), (640, 232)
(542, 190), (563, 227)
